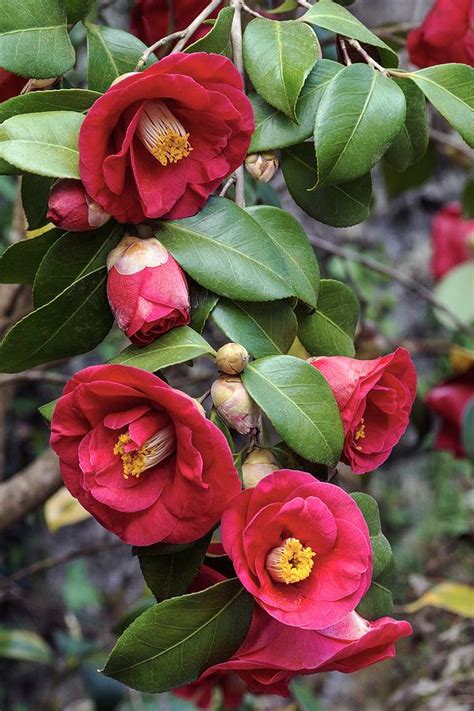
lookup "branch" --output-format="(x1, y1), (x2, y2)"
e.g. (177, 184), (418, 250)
(219, 173), (236, 197)
(346, 38), (387, 74)
(230, 0), (246, 208)
(0, 450), (62, 532)
(310, 235), (474, 339)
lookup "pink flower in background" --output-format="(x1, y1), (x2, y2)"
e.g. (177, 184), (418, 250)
(427, 369), (474, 458)
(430, 203), (474, 281)
(407, 0), (474, 68)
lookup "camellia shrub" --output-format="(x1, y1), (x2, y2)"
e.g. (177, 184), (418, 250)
(0, 0), (473, 703)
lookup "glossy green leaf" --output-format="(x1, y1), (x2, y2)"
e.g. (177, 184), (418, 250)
(189, 285), (219, 333)
(156, 197), (294, 302)
(0, 90), (100, 125)
(247, 205), (319, 307)
(300, 0), (398, 67)
(185, 7), (234, 56)
(0, 0), (75, 79)
(103, 578), (253, 693)
(39, 399), (56, 423)
(314, 64), (406, 186)
(65, 0), (95, 23)
(266, 0), (298, 14)
(434, 262), (474, 329)
(33, 223), (123, 307)
(249, 59), (343, 153)
(243, 18), (319, 120)
(213, 298), (297, 358)
(86, 23), (150, 93)
(0, 628), (53, 664)
(110, 326), (216, 371)
(384, 78), (429, 172)
(0, 229), (63, 285)
(0, 268), (112, 373)
(21, 175), (54, 230)
(242, 355), (344, 466)
(382, 144), (436, 198)
(282, 143), (372, 227)
(0, 111), (83, 178)
(357, 559), (396, 620)
(136, 534), (212, 602)
(297, 279), (359, 357)
(410, 65), (474, 148)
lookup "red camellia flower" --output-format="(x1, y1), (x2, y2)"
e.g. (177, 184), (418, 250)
(203, 605), (412, 697)
(131, 0), (217, 47)
(50, 365), (241, 546)
(174, 672), (246, 710)
(106, 234), (190, 345)
(0, 68), (25, 102)
(78, 53), (254, 223)
(221, 470), (372, 630)
(427, 369), (474, 458)
(310, 348), (417, 474)
(430, 202), (474, 281)
(47, 179), (111, 232)
(407, 0), (474, 68)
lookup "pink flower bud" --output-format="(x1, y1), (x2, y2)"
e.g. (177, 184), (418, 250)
(211, 375), (261, 436)
(242, 448), (278, 488)
(47, 179), (111, 232)
(106, 234), (190, 346)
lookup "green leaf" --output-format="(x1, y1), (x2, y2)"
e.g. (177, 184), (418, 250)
(352, 493), (395, 619)
(0, 89), (100, 125)
(300, 0), (398, 67)
(462, 400), (474, 462)
(242, 355), (344, 466)
(247, 205), (320, 307)
(0, 111), (83, 178)
(86, 23), (151, 93)
(282, 143), (372, 227)
(0, 268), (112, 373)
(384, 78), (429, 172)
(21, 175), (54, 231)
(136, 534), (212, 603)
(189, 285), (219, 333)
(404, 581), (474, 618)
(434, 262), (474, 329)
(110, 326), (216, 371)
(213, 298), (297, 358)
(382, 144), (436, 198)
(410, 64), (474, 148)
(0, 0), (75, 79)
(266, 0), (298, 14)
(157, 197), (294, 302)
(33, 223), (123, 307)
(209, 408), (234, 453)
(297, 279), (359, 357)
(0, 229), (63, 285)
(103, 578), (253, 693)
(243, 18), (319, 120)
(0, 628), (53, 664)
(65, 0), (95, 23)
(185, 7), (234, 56)
(249, 59), (343, 153)
(314, 64), (406, 186)
(39, 399), (57, 423)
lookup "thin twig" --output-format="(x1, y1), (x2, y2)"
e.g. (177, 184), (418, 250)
(135, 30), (187, 69)
(172, 0), (223, 52)
(241, 1), (264, 18)
(219, 174), (237, 197)
(310, 235), (474, 338)
(1, 541), (123, 590)
(339, 37), (352, 66)
(230, 0), (246, 208)
(346, 38), (387, 74)
(0, 371), (67, 388)
(297, 0), (312, 9)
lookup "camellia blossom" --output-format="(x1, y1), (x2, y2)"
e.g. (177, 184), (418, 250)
(50, 365), (241, 546)
(0, 68), (25, 102)
(131, 0), (217, 46)
(106, 234), (190, 345)
(310, 348), (417, 474)
(47, 179), (111, 232)
(78, 53), (254, 223)
(407, 0), (474, 68)
(427, 369), (474, 458)
(221, 470), (372, 630)
(430, 203), (474, 281)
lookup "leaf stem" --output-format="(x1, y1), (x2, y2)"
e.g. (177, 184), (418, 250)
(346, 38), (387, 75)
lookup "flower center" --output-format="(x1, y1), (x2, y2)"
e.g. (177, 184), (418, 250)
(265, 537), (316, 585)
(354, 418), (366, 451)
(113, 426), (176, 479)
(137, 100), (193, 166)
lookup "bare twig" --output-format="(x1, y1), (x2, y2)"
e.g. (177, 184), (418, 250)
(230, 0), (246, 208)
(297, 0), (312, 9)
(0, 371), (67, 388)
(346, 38), (387, 74)
(135, 30), (188, 69)
(242, 1), (264, 18)
(310, 235), (474, 338)
(339, 37), (352, 66)
(172, 0), (223, 52)
(219, 174), (237, 197)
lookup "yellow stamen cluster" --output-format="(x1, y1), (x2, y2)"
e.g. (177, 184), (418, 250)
(137, 100), (193, 166)
(265, 537), (316, 585)
(354, 418), (366, 451)
(113, 433), (146, 479)
(113, 425), (176, 480)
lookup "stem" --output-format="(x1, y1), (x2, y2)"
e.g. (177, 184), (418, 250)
(172, 0), (223, 52)
(230, 0), (246, 208)
(310, 235), (474, 339)
(346, 38), (387, 74)
(219, 174), (236, 197)
(297, 0), (313, 9)
(135, 30), (187, 69)
(241, 1), (264, 18)
(339, 37), (352, 66)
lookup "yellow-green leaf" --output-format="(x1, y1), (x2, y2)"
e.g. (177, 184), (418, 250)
(404, 582), (474, 618)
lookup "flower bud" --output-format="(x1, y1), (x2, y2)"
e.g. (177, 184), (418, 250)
(47, 179), (111, 232)
(245, 151), (280, 183)
(211, 375), (261, 436)
(242, 448), (278, 488)
(110, 72), (139, 87)
(107, 234), (190, 345)
(21, 77), (57, 94)
(216, 343), (250, 374)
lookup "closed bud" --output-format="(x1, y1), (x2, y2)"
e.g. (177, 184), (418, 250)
(216, 343), (250, 374)
(245, 151), (280, 183)
(47, 179), (111, 232)
(242, 448), (278, 488)
(211, 375), (261, 436)
(107, 234), (190, 345)
(21, 77), (57, 94)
